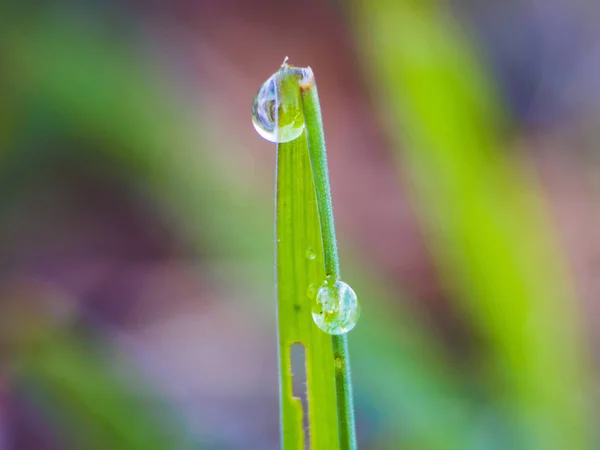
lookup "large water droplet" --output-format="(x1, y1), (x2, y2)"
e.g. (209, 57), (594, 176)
(251, 62), (306, 143)
(311, 277), (360, 335)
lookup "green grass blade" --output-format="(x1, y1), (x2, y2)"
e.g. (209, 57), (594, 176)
(273, 64), (358, 450)
(300, 72), (357, 450)
(276, 129), (339, 449)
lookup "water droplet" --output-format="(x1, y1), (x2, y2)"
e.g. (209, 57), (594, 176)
(251, 64), (307, 143)
(305, 247), (316, 261)
(311, 277), (360, 335)
(306, 284), (317, 300)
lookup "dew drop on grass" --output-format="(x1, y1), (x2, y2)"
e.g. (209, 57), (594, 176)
(311, 276), (360, 335)
(305, 247), (317, 261)
(251, 62), (306, 143)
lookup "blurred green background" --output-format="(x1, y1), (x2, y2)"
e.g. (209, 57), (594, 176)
(0, 1), (599, 449)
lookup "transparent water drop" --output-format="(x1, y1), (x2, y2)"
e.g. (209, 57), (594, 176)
(251, 61), (307, 143)
(305, 247), (316, 261)
(306, 284), (317, 300)
(311, 277), (360, 335)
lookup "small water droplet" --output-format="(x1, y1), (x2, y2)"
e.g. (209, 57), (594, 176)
(311, 277), (360, 335)
(251, 64), (307, 143)
(306, 284), (317, 300)
(305, 247), (316, 261)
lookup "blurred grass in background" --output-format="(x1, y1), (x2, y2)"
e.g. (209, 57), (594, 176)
(0, 1), (599, 449)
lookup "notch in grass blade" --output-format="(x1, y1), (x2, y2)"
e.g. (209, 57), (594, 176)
(252, 62), (358, 449)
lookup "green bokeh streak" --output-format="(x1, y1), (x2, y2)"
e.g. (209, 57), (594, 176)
(17, 331), (192, 450)
(276, 129), (340, 449)
(354, 2), (592, 449)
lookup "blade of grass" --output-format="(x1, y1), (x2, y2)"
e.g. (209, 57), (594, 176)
(299, 70), (357, 450)
(275, 128), (339, 449)
(273, 63), (358, 449)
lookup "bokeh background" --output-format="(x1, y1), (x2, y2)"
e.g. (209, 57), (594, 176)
(1, 1), (600, 449)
